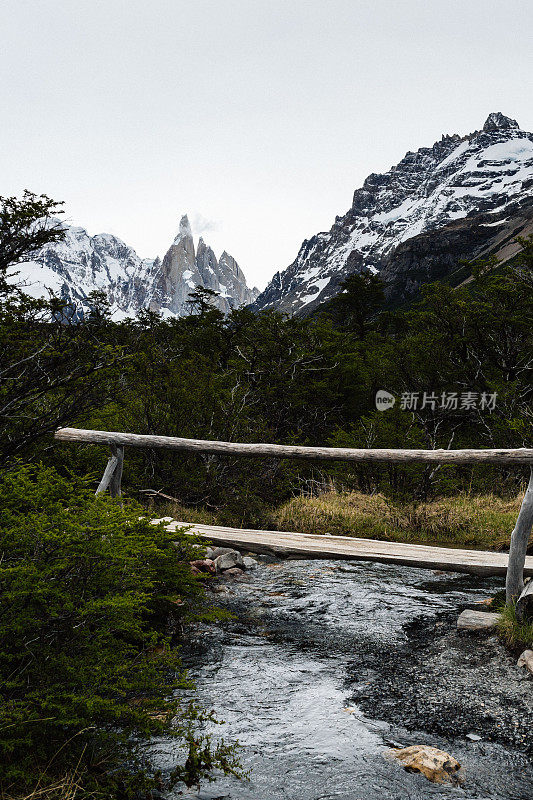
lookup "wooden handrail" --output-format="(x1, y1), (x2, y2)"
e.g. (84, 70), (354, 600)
(54, 427), (533, 465)
(54, 426), (533, 605)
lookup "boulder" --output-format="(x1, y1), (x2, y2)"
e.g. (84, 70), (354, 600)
(243, 556), (258, 570)
(221, 567), (244, 578)
(189, 559), (216, 575)
(457, 610), (500, 631)
(214, 550), (244, 572)
(517, 649), (533, 675)
(211, 546), (239, 559)
(389, 745), (462, 784)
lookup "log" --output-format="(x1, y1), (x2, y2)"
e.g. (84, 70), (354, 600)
(506, 467), (533, 605)
(54, 428), (533, 465)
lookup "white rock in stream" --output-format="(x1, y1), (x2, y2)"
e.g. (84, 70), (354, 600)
(517, 649), (533, 675)
(457, 610), (500, 631)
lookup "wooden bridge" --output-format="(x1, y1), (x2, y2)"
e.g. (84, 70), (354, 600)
(54, 428), (533, 605)
(155, 519), (533, 578)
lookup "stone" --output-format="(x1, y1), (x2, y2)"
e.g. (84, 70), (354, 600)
(243, 556), (258, 569)
(389, 745), (462, 785)
(256, 553), (278, 564)
(517, 650), (533, 675)
(221, 567), (244, 578)
(211, 546), (240, 559)
(189, 559), (216, 575)
(214, 551), (244, 572)
(466, 733), (482, 741)
(457, 610), (500, 631)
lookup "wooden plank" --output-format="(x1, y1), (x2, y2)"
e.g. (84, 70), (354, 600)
(158, 520), (533, 578)
(54, 427), (533, 465)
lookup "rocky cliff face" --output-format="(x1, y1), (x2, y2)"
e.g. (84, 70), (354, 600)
(17, 214), (258, 318)
(253, 113), (533, 313)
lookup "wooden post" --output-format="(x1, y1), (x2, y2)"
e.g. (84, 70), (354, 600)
(95, 444), (124, 498)
(506, 466), (533, 606)
(109, 445), (124, 498)
(516, 579), (533, 621)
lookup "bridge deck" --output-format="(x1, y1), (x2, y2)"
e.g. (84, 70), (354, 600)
(157, 520), (533, 577)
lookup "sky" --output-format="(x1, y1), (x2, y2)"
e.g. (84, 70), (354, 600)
(1, 1), (532, 290)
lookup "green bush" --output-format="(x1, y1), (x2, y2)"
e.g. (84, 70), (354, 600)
(0, 464), (241, 798)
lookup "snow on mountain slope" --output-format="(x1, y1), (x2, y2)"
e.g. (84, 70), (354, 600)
(254, 113), (533, 314)
(16, 215), (258, 318)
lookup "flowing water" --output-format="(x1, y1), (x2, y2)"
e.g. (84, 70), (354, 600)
(152, 559), (532, 800)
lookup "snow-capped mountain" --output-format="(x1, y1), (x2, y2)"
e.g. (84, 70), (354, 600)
(17, 214), (259, 318)
(254, 113), (533, 313)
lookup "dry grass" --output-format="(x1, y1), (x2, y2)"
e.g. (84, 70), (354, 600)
(270, 490), (523, 550)
(3, 773), (86, 800)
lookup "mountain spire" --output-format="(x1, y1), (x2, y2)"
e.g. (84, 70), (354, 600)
(174, 214), (193, 243)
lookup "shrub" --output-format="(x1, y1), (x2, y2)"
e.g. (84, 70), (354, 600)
(0, 464), (241, 798)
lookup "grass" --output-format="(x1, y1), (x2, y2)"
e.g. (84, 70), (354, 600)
(268, 490), (525, 550)
(497, 601), (533, 651)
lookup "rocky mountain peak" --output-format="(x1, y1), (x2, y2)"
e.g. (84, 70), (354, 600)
(254, 113), (533, 315)
(483, 112), (519, 132)
(15, 213), (258, 319)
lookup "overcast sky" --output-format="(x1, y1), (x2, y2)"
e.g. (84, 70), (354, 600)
(1, 0), (532, 289)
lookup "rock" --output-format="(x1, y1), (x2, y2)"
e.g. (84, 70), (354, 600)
(466, 733), (482, 741)
(189, 565), (203, 576)
(517, 650), (533, 675)
(211, 546), (240, 559)
(243, 556), (258, 569)
(205, 547), (215, 560)
(214, 551), (245, 572)
(457, 610), (500, 631)
(389, 745), (462, 784)
(189, 559), (216, 575)
(221, 567), (244, 578)
(256, 553), (278, 564)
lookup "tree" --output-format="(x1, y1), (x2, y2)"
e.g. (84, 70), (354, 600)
(0, 192), (122, 464)
(323, 271), (385, 338)
(0, 190), (65, 294)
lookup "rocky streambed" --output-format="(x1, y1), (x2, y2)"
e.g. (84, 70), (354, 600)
(152, 555), (533, 799)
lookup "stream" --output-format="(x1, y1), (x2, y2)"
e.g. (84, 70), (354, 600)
(152, 558), (533, 800)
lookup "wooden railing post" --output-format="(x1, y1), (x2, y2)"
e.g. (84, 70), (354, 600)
(95, 444), (124, 498)
(506, 466), (533, 607)
(109, 445), (124, 498)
